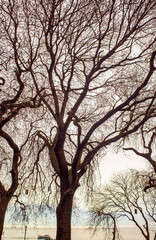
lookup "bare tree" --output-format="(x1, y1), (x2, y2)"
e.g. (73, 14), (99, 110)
(0, 68), (41, 239)
(0, 0), (156, 240)
(90, 170), (156, 240)
(90, 211), (119, 240)
(0, 1), (42, 238)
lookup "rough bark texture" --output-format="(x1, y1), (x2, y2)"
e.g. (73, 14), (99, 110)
(56, 191), (74, 240)
(0, 197), (9, 240)
(0, 129), (19, 239)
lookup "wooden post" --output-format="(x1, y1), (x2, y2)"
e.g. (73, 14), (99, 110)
(24, 226), (27, 240)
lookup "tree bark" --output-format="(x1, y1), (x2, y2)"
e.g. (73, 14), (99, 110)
(56, 190), (74, 240)
(0, 197), (9, 240)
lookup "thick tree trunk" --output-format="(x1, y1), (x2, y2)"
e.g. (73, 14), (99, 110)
(0, 198), (9, 240)
(56, 191), (74, 240)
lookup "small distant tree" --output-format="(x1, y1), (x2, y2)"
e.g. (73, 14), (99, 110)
(90, 170), (156, 240)
(90, 210), (119, 240)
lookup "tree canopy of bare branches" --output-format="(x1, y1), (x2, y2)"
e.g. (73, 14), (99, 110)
(0, 0), (156, 239)
(90, 170), (156, 240)
(0, 0), (42, 237)
(124, 130), (156, 173)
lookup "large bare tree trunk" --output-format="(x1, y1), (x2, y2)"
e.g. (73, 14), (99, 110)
(56, 190), (74, 240)
(0, 197), (9, 240)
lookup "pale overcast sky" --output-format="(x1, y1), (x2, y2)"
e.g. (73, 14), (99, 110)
(99, 150), (150, 184)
